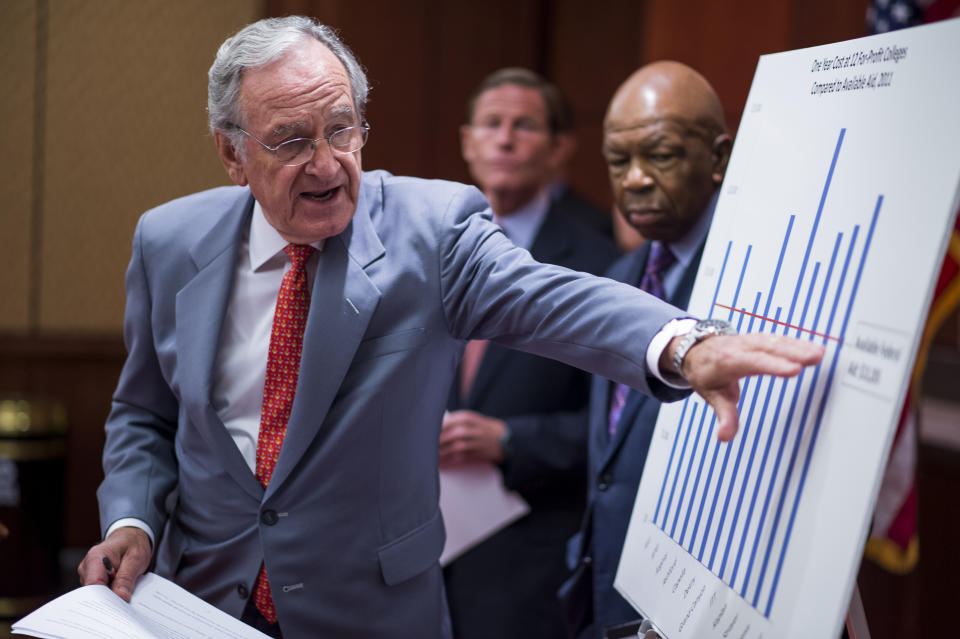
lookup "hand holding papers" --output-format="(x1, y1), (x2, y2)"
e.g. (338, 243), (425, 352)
(13, 572), (270, 639)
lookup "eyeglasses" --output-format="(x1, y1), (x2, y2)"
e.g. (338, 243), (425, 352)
(468, 119), (549, 137)
(234, 124), (370, 166)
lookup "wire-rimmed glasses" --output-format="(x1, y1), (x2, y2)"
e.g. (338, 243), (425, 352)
(234, 124), (370, 166)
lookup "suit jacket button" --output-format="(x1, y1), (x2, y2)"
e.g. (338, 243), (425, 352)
(261, 509), (279, 526)
(237, 583), (249, 599)
(598, 473), (613, 491)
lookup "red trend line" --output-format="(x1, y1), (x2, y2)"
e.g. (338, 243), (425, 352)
(712, 303), (842, 343)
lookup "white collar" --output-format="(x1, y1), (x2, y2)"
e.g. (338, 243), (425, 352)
(249, 200), (325, 270)
(492, 190), (550, 251)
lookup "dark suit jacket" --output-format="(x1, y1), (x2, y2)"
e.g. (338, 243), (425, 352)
(443, 203), (618, 639)
(561, 239), (705, 638)
(551, 184), (613, 240)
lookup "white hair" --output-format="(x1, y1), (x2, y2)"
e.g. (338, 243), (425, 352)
(207, 16), (369, 151)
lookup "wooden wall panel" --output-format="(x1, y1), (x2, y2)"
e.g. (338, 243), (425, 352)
(310, 0), (544, 186)
(854, 441), (960, 638)
(425, 0), (542, 184)
(0, 0), (36, 332)
(637, 1), (868, 133)
(550, 0), (645, 210)
(0, 0), (263, 551)
(639, 1), (793, 133)
(39, 0), (261, 332)
(790, 1), (872, 50)
(304, 0), (435, 179)
(268, 0), (571, 197)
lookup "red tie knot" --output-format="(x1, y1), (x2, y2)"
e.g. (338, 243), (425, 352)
(284, 244), (315, 269)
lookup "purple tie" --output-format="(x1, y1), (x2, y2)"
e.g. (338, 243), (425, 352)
(638, 241), (676, 302)
(608, 242), (677, 435)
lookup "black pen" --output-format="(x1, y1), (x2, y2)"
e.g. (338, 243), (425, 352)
(102, 556), (117, 581)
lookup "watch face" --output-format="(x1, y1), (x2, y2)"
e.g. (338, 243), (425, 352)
(695, 318), (736, 336)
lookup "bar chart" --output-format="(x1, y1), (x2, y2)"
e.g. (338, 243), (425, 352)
(651, 127), (881, 618)
(615, 18), (960, 639)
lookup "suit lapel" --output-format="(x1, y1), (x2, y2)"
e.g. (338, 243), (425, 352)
(267, 179), (385, 495)
(176, 190), (263, 499)
(623, 242), (650, 290)
(604, 387), (651, 460)
(527, 204), (573, 265)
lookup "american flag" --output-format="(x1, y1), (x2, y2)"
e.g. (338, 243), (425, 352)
(866, 0), (926, 33)
(868, 0), (960, 33)
(862, 0), (960, 575)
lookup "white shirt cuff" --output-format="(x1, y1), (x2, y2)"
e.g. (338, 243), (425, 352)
(105, 518), (156, 548)
(646, 318), (698, 389)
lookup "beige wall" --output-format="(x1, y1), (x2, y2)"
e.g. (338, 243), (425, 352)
(0, 0), (262, 333)
(0, 1), (37, 331)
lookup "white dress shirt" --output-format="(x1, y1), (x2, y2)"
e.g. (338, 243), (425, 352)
(211, 203), (324, 473)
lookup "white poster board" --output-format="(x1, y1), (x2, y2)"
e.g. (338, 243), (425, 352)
(615, 18), (960, 639)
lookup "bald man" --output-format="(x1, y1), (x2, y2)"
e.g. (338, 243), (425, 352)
(559, 61), (733, 638)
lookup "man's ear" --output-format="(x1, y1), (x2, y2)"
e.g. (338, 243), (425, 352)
(549, 131), (577, 175)
(214, 130), (248, 186)
(711, 133), (733, 185)
(459, 124), (476, 165)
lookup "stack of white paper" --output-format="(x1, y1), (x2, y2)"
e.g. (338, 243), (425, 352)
(13, 572), (270, 639)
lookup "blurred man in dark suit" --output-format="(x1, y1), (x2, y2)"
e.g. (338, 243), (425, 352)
(441, 68), (618, 639)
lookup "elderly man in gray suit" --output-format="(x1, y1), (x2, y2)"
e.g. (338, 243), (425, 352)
(77, 16), (822, 639)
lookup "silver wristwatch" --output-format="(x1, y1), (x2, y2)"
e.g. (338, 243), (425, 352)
(672, 318), (737, 378)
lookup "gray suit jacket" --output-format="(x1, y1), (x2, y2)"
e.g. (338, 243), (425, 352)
(97, 170), (687, 638)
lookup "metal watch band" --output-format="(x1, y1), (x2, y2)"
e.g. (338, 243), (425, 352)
(671, 318), (737, 379)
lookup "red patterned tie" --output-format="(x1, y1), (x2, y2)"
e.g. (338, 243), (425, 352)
(252, 243), (314, 624)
